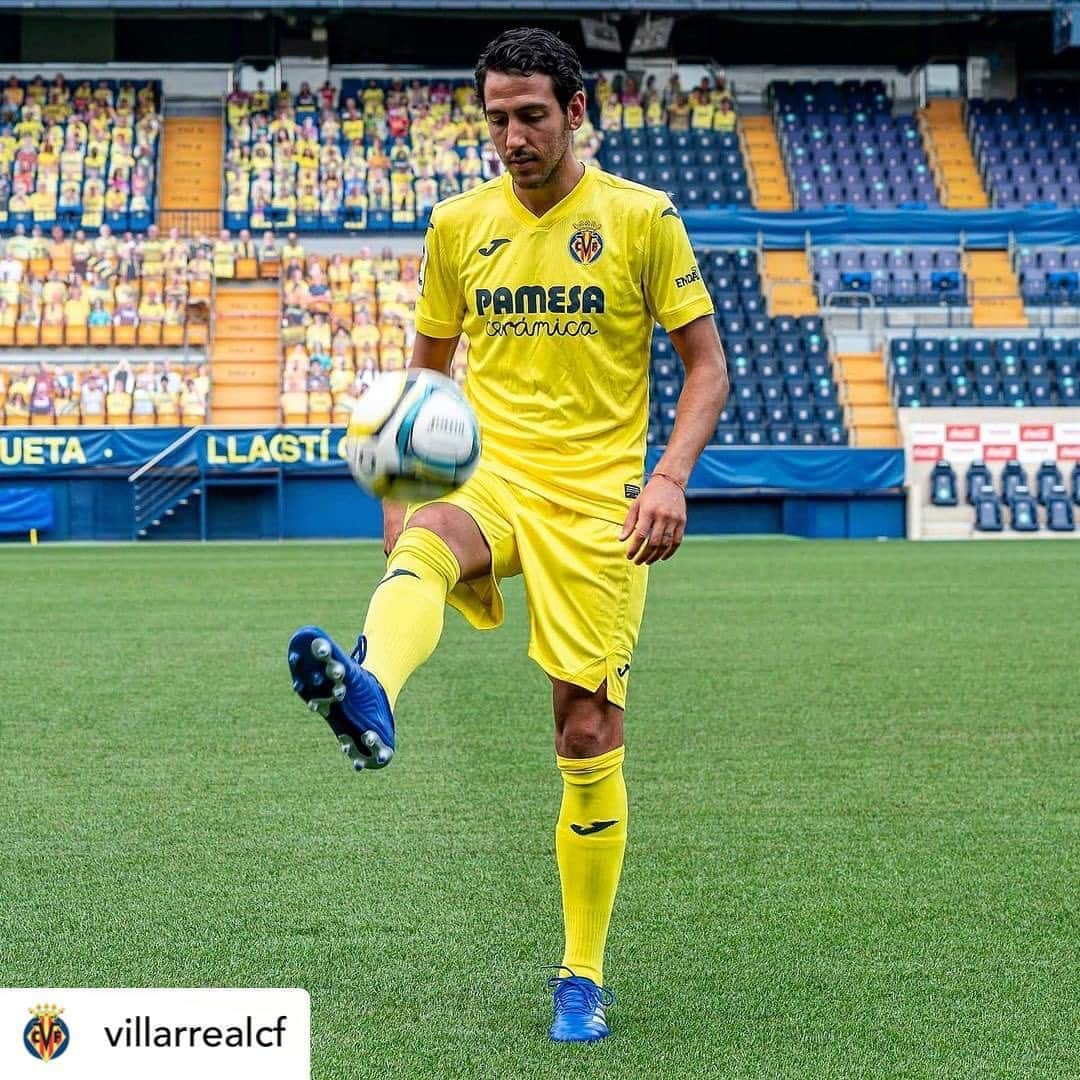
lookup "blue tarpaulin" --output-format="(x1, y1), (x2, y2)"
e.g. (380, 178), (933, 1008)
(647, 446), (904, 493)
(683, 208), (1080, 249)
(0, 486), (53, 532)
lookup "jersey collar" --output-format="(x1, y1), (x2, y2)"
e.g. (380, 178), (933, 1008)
(501, 163), (595, 230)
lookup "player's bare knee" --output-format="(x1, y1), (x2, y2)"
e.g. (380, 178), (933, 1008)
(553, 685), (624, 758)
(402, 504), (491, 580)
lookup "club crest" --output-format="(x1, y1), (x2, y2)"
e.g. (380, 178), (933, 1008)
(569, 220), (603, 265)
(24, 1003), (70, 1062)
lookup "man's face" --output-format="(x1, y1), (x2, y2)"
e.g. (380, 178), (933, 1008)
(482, 71), (583, 190)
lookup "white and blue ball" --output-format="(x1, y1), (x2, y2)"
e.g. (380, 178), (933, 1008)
(345, 369), (481, 501)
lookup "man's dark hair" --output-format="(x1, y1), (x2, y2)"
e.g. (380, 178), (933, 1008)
(475, 27), (584, 111)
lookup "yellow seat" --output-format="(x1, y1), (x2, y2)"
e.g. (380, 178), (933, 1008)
(281, 390), (308, 425)
(89, 325), (112, 347)
(307, 391), (333, 425)
(114, 324), (137, 346)
(65, 325), (89, 347)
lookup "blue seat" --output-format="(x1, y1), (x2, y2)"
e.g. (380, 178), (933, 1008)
(1002, 377), (1027, 404)
(924, 378), (951, 406)
(896, 377), (922, 406)
(741, 405), (763, 426)
(966, 460), (991, 504)
(1009, 485), (1039, 532)
(655, 378), (680, 403)
(1073, 463), (1080, 505)
(714, 425), (742, 445)
(976, 380), (1004, 405)
(930, 460), (958, 506)
(795, 425), (820, 445)
(1001, 460), (1028, 503)
(1033, 459), (1062, 504)
(1047, 484), (1075, 530)
(974, 484), (1004, 531)
(742, 425), (766, 445)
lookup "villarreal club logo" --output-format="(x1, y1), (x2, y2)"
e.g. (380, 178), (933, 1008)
(569, 219), (603, 265)
(24, 1003), (70, 1062)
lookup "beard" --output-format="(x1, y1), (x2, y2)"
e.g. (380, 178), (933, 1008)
(502, 123), (571, 189)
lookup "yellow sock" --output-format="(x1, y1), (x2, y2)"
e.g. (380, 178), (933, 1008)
(361, 527), (459, 708)
(556, 745), (628, 986)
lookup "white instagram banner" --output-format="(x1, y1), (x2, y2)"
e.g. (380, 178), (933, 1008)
(0, 989), (309, 1079)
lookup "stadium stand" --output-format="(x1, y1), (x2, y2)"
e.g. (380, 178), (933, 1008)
(1014, 244), (1080, 305)
(0, 223), (213, 424)
(652, 246), (844, 446)
(970, 82), (1080, 210)
(812, 244), (966, 305)
(887, 333), (1080, 408)
(224, 77), (509, 233)
(0, 356), (210, 425)
(275, 241), (469, 424)
(772, 79), (940, 209)
(596, 73), (751, 210)
(0, 75), (162, 234)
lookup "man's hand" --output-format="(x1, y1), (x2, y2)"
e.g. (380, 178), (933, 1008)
(382, 500), (406, 556)
(619, 475), (686, 565)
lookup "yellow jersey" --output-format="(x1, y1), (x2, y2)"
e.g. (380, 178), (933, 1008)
(415, 165), (713, 523)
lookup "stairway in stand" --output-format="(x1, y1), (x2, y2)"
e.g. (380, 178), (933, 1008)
(160, 116), (223, 232)
(762, 251), (818, 316)
(741, 116), (794, 211)
(966, 250), (1028, 328)
(836, 352), (899, 447)
(919, 99), (988, 209)
(209, 284), (281, 426)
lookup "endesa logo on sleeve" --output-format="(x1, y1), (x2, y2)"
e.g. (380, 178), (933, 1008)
(1, 989), (310, 1080)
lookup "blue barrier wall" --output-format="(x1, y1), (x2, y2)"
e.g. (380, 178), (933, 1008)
(0, 428), (905, 541)
(684, 208), (1080, 249)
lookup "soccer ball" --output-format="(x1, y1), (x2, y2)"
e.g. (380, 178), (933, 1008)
(345, 369), (481, 501)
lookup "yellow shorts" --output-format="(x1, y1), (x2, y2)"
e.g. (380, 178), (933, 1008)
(407, 465), (648, 708)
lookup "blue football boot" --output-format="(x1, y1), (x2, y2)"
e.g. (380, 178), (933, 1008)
(287, 626), (395, 772)
(547, 969), (614, 1043)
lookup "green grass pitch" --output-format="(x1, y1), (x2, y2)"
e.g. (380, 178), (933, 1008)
(3, 539), (1078, 1079)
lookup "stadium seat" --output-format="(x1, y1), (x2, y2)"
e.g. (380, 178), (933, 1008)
(974, 484), (1004, 531)
(1035, 460), (1063, 504)
(1008, 485), (1039, 531)
(930, 460), (958, 506)
(966, 460), (991, 504)
(1046, 485), (1076, 531)
(1000, 460), (1028, 503)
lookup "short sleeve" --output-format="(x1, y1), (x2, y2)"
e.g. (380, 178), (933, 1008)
(414, 212), (465, 338)
(641, 204), (714, 332)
